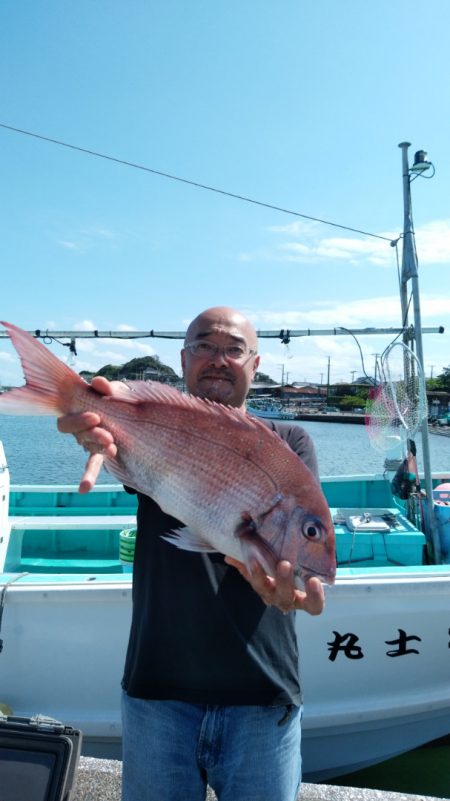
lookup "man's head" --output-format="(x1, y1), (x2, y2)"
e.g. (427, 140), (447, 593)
(181, 306), (260, 408)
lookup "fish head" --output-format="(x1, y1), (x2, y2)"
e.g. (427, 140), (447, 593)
(257, 495), (336, 587)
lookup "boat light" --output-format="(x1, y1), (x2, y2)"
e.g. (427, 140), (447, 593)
(410, 150), (432, 174)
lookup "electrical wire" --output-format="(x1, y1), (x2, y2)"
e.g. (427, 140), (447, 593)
(0, 122), (395, 243)
(337, 326), (381, 385)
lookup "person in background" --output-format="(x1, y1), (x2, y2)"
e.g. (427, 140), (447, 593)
(58, 306), (325, 801)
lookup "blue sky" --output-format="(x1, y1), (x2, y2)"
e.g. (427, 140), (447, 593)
(1, 0), (450, 387)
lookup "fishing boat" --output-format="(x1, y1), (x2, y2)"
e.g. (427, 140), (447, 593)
(0, 443), (449, 780)
(246, 399), (297, 420)
(0, 143), (449, 780)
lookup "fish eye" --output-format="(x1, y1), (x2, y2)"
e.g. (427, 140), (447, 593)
(301, 519), (323, 541)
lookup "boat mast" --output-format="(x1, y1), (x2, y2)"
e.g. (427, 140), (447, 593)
(398, 142), (441, 562)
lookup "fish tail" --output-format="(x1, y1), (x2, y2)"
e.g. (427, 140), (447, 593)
(0, 321), (86, 416)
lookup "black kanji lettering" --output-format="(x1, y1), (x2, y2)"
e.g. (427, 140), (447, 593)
(385, 628), (421, 657)
(327, 631), (364, 661)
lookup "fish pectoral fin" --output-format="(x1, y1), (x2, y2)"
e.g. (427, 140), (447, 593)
(102, 456), (147, 496)
(161, 527), (219, 553)
(103, 456), (130, 487)
(235, 513), (278, 578)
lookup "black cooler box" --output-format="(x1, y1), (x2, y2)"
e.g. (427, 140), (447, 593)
(0, 714), (82, 801)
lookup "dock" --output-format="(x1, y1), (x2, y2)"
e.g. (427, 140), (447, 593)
(428, 425), (450, 438)
(295, 412), (365, 424)
(73, 757), (447, 801)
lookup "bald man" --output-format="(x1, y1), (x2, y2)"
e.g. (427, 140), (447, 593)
(58, 307), (324, 801)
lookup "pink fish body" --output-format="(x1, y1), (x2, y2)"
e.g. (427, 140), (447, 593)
(0, 322), (336, 586)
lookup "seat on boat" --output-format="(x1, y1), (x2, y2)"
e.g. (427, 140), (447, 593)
(5, 515), (136, 574)
(332, 507), (426, 567)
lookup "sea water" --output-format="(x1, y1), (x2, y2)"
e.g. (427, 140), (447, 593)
(0, 414), (449, 485)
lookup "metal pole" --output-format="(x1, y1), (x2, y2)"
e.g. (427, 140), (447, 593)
(372, 353), (379, 384)
(325, 356), (331, 404)
(0, 326), (443, 340)
(399, 143), (412, 336)
(398, 142), (441, 562)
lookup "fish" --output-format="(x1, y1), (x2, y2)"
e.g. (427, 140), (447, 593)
(0, 321), (336, 586)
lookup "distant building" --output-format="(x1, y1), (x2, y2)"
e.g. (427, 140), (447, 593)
(353, 376), (377, 386)
(276, 384), (327, 405)
(249, 382), (327, 406)
(249, 382), (282, 397)
(143, 367), (163, 382)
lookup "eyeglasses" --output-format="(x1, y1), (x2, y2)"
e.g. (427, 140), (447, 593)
(184, 341), (257, 362)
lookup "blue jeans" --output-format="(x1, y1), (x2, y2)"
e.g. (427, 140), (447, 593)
(121, 693), (302, 801)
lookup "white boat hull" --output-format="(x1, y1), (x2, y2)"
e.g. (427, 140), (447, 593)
(0, 579), (129, 758)
(1, 567), (449, 777)
(297, 569), (450, 778)
(1, 448), (449, 778)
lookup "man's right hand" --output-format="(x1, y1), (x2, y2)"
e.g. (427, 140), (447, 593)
(57, 377), (124, 493)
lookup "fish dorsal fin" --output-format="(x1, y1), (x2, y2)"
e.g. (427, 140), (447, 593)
(110, 381), (197, 406)
(106, 381), (299, 482)
(108, 380), (269, 432)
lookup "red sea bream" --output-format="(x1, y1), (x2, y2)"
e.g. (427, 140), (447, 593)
(0, 322), (336, 586)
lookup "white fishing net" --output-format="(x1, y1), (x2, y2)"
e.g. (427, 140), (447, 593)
(365, 342), (428, 453)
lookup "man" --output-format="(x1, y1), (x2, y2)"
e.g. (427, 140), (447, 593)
(59, 307), (325, 801)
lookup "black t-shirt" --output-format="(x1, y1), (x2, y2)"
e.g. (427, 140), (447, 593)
(122, 420), (318, 707)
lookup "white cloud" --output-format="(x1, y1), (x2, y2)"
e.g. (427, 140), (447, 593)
(56, 225), (117, 252)
(2, 302), (448, 389)
(247, 297), (400, 329)
(247, 293), (450, 332)
(240, 218), (450, 268)
(415, 221), (450, 264)
(116, 324), (138, 332)
(73, 319), (98, 330)
(80, 226), (115, 240)
(58, 240), (81, 250)
(243, 293), (450, 383)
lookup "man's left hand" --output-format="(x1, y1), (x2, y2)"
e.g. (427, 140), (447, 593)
(224, 557), (325, 616)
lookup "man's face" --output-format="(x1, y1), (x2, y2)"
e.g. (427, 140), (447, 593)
(181, 308), (260, 409)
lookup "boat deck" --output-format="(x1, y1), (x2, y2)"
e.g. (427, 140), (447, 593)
(1, 507), (427, 576)
(1, 486), (432, 575)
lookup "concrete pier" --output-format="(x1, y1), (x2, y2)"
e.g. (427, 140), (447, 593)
(73, 757), (446, 801)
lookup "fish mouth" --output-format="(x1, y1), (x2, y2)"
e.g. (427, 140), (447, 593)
(295, 567), (336, 587)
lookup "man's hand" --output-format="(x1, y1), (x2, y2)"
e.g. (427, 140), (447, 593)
(57, 377), (124, 493)
(224, 557), (325, 616)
